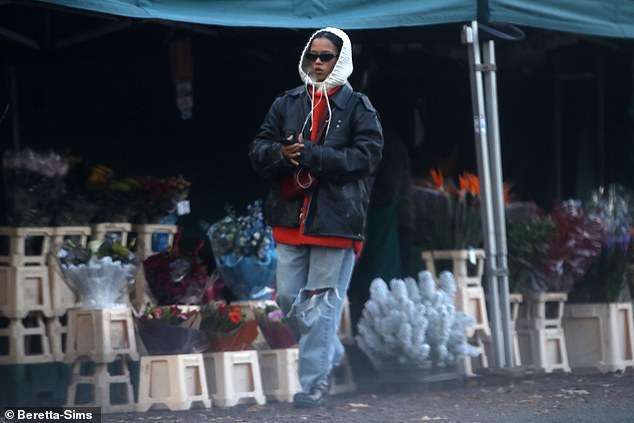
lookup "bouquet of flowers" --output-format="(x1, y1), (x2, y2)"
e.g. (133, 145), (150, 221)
(570, 185), (632, 302)
(505, 202), (558, 293)
(85, 164), (143, 223)
(254, 302), (297, 349)
(136, 304), (206, 355)
(356, 271), (480, 370)
(200, 302), (259, 352)
(207, 200), (276, 300)
(2, 148), (69, 226)
(135, 175), (191, 224)
(412, 169), (482, 251)
(56, 239), (138, 308)
(530, 200), (604, 293)
(143, 234), (210, 305)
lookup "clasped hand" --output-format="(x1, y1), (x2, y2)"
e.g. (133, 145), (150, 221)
(281, 134), (304, 166)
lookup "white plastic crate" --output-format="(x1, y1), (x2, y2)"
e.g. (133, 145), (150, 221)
(0, 226), (54, 267)
(517, 327), (570, 373)
(0, 265), (52, 319)
(563, 302), (634, 373)
(90, 223), (132, 246)
(517, 292), (567, 330)
(67, 356), (136, 413)
(203, 350), (266, 407)
(65, 307), (138, 363)
(137, 353), (211, 411)
(421, 249), (486, 289)
(0, 312), (53, 364)
(258, 348), (300, 402)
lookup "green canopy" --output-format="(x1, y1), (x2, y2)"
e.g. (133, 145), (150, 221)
(30, 0), (634, 38)
(487, 0), (634, 39)
(31, 0), (476, 29)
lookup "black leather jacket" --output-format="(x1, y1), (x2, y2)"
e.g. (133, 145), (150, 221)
(249, 83), (384, 240)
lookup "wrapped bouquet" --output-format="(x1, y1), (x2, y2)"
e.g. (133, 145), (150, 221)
(254, 302), (297, 349)
(136, 304), (206, 355)
(143, 235), (209, 305)
(200, 302), (259, 352)
(2, 148), (69, 226)
(57, 239), (138, 308)
(207, 200), (276, 300)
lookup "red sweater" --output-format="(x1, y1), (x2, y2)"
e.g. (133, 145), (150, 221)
(273, 85), (363, 254)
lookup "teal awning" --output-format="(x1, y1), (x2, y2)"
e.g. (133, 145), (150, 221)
(487, 0), (634, 39)
(31, 0), (477, 30)
(29, 0), (634, 39)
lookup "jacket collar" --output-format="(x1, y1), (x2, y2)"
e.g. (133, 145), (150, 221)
(287, 82), (353, 110)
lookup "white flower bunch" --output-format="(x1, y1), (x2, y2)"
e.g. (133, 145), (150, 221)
(356, 270), (480, 370)
(58, 239), (137, 309)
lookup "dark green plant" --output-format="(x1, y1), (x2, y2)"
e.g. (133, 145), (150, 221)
(506, 215), (557, 293)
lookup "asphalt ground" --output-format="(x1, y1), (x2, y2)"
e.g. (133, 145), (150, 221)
(104, 368), (634, 423)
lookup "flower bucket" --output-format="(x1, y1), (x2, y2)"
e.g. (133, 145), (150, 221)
(137, 319), (206, 355)
(259, 323), (297, 349)
(205, 320), (259, 352)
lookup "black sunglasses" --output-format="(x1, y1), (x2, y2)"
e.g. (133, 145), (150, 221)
(304, 52), (338, 62)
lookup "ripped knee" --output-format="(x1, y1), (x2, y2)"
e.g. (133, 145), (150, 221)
(303, 288), (329, 299)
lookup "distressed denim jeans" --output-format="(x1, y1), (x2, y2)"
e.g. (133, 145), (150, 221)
(275, 243), (355, 393)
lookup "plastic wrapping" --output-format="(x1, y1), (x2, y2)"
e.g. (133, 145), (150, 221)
(531, 200), (604, 293)
(570, 185), (633, 302)
(59, 256), (137, 309)
(254, 304), (297, 349)
(136, 306), (205, 355)
(143, 234), (210, 305)
(199, 302), (258, 352)
(207, 200), (276, 300)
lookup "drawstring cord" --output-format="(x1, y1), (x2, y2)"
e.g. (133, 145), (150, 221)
(301, 80), (332, 139)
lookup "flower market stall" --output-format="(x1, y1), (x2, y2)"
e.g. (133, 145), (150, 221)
(2, 0), (634, 413)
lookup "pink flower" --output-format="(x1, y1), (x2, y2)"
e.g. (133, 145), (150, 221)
(267, 309), (284, 322)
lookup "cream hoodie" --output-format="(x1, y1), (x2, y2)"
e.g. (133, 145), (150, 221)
(297, 27), (354, 136)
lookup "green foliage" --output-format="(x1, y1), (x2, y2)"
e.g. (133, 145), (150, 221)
(506, 215), (557, 293)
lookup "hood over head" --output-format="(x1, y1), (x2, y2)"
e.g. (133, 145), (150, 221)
(298, 27), (353, 91)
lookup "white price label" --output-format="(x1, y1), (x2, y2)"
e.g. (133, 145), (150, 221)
(177, 200), (191, 216)
(468, 248), (477, 265)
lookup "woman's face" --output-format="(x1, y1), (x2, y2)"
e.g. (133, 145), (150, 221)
(306, 37), (339, 82)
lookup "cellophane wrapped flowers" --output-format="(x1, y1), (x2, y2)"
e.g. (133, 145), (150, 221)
(143, 235), (210, 305)
(570, 185), (632, 302)
(531, 200), (604, 293)
(57, 239), (138, 308)
(2, 148), (69, 226)
(254, 302), (297, 349)
(207, 200), (276, 300)
(356, 271), (479, 370)
(200, 302), (259, 352)
(136, 304), (206, 355)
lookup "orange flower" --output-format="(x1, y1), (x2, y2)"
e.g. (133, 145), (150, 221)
(459, 172), (480, 196)
(430, 168), (445, 190)
(228, 311), (243, 324)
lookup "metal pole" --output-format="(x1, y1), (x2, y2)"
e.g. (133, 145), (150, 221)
(9, 63), (19, 150)
(482, 40), (513, 367)
(462, 21), (505, 368)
